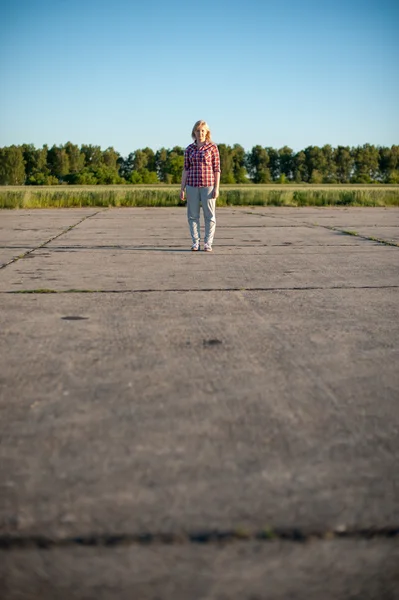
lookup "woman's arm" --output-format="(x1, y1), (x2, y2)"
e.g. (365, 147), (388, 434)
(180, 169), (188, 201)
(212, 145), (221, 199)
(213, 171), (220, 199)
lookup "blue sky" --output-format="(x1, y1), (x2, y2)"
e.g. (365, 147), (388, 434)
(1, 0), (398, 157)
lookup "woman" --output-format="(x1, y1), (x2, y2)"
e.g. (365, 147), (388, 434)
(180, 120), (221, 252)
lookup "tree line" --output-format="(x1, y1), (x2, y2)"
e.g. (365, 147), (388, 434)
(0, 143), (398, 186)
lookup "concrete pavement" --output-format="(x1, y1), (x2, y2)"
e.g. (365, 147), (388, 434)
(0, 207), (398, 599)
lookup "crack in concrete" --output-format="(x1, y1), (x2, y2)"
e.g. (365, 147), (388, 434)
(12, 243), (380, 249)
(2, 285), (398, 294)
(317, 225), (399, 248)
(239, 210), (399, 247)
(0, 210), (107, 271)
(1, 526), (398, 550)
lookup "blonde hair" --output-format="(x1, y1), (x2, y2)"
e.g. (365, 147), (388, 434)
(191, 120), (212, 143)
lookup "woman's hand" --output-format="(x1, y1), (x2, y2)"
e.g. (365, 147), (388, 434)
(212, 187), (219, 200)
(180, 189), (186, 204)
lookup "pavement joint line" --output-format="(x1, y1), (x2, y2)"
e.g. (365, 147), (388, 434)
(2, 285), (399, 294)
(239, 210), (399, 247)
(5, 243), (385, 249)
(311, 223), (399, 248)
(1, 527), (398, 550)
(240, 210), (305, 226)
(0, 209), (107, 271)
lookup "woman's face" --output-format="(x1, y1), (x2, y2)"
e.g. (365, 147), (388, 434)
(195, 127), (207, 144)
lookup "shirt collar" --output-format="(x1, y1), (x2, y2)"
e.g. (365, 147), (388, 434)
(192, 141), (211, 150)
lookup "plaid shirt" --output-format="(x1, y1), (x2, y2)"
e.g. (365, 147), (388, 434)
(184, 142), (221, 187)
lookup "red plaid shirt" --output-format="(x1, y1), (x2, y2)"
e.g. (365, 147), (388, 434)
(184, 142), (221, 187)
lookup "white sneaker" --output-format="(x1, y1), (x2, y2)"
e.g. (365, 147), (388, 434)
(191, 242), (200, 251)
(203, 243), (212, 252)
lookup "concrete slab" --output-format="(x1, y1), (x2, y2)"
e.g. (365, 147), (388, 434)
(0, 209), (100, 267)
(0, 208), (398, 292)
(349, 227), (399, 244)
(1, 539), (398, 600)
(250, 206), (398, 226)
(0, 207), (398, 598)
(2, 246), (398, 291)
(1, 287), (398, 537)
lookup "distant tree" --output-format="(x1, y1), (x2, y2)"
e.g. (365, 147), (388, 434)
(142, 147), (156, 172)
(127, 168), (158, 184)
(378, 145), (399, 182)
(153, 146), (183, 183)
(22, 144), (48, 179)
(266, 147), (280, 181)
(132, 149), (149, 172)
(155, 147), (169, 182)
(166, 153), (184, 184)
(127, 171), (141, 184)
(293, 151), (307, 183)
(28, 172), (59, 185)
(302, 145), (337, 183)
(118, 153), (135, 180)
(279, 146), (294, 181)
(246, 145), (271, 183)
(72, 169), (99, 185)
(387, 170), (399, 183)
(352, 144), (379, 183)
(68, 164), (125, 185)
(21, 144), (57, 184)
(231, 144), (248, 183)
(101, 147), (119, 170)
(334, 146), (353, 183)
(309, 169), (323, 184)
(81, 145), (103, 167)
(218, 144), (235, 183)
(0, 146), (26, 185)
(390, 145), (399, 168)
(90, 165), (124, 184)
(321, 145), (337, 182)
(170, 146), (184, 157)
(3, 141), (397, 186)
(47, 145), (70, 180)
(304, 146), (328, 183)
(64, 142), (85, 173)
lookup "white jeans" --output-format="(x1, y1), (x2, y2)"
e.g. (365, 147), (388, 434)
(186, 186), (216, 245)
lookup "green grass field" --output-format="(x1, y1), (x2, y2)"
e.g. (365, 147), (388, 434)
(1, 185), (399, 209)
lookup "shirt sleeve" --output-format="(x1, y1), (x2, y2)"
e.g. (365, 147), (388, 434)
(212, 144), (221, 173)
(184, 147), (190, 172)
